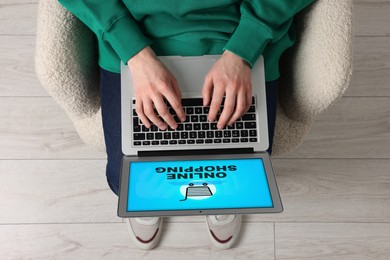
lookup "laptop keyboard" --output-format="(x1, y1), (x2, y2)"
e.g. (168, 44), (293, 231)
(132, 97), (258, 146)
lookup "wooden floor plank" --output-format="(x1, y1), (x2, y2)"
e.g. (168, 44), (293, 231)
(354, 0), (390, 37)
(346, 37), (390, 97)
(0, 97), (105, 159)
(275, 223), (390, 259)
(0, 36), (47, 97)
(0, 3), (38, 36)
(1, 1), (38, 4)
(278, 97), (390, 159)
(0, 160), (119, 224)
(0, 222), (274, 259)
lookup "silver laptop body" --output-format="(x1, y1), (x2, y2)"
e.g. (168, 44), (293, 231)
(120, 55), (269, 156)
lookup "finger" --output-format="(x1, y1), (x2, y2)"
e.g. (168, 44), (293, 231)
(171, 77), (182, 100)
(169, 78), (186, 122)
(136, 99), (151, 128)
(227, 90), (247, 126)
(143, 98), (167, 130)
(208, 84), (225, 123)
(217, 89), (236, 129)
(201, 75), (213, 107)
(153, 94), (178, 130)
(246, 86), (252, 112)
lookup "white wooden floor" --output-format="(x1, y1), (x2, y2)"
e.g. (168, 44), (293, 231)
(1, 0), (389, 259)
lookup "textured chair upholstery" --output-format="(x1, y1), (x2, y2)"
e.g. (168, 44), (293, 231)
(35, 0), (353, 155)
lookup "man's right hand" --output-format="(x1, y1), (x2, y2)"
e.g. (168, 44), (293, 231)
(128, 47), (186, 130)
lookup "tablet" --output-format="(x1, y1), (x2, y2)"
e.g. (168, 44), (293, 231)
(118, 153), (283, 217)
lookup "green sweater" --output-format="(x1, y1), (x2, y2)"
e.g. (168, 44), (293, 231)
(59, 0), (314, 81)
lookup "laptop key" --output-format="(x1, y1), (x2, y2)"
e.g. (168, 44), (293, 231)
(190, 132), (197, 139)
(242, 114), (256, 121)
(186, 107), (194, 114)
(223, 130), (231, 138)
(195, 107), (203, 114)
(202, 123), (209, 130)
(181, 132), (189, 139)
(161, 140), (168, 145)
(187, 140), (195, 144)
(232, 138), (239, 143)
(241, 130), (249, 137)
(223, 139), (231, 143)
(147, 133), (154, 140)
(155, 133), (163, 139)
(152, 141), (159, 145)
(206, 131), (214, 138)
(134, 141), (141, 146)
(215, 131), (223, 138)
(196, 139), (204, 144)
(172, 132), (180, 139)
(205, 139), (213, 143)
(164, 132), (171, 139)
(191, 115), (199, 122)
(185, 124), (192, 131)
(133, 117), (139, 127)
(245, 122), (257, 129)
(133, 125), (141, 132)
(214, 139), (222, 143)
(198, 131), (205, 138)
(249, 130), (257, 137)
(133, 133), (145, 140)
(193, 123), (201, 130)
(200, 115), (208, 122)
(236, 122), (243, 129)
(179, 140), (186, 144)
(232, 130), (239, 138)
(240, 138), (248, 142)
(182, 98), (203, 106)
(142, 141), (151, 145)
(169, 140), (177, 145)
(250, 138), (258, 142)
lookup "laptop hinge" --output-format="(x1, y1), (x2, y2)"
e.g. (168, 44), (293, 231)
(138, 148), (254, 157)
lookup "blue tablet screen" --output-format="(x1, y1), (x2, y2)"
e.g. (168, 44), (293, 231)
(127, 158), (273, 212)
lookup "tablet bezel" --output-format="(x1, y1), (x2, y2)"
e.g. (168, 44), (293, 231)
(118, 153), (283, 217)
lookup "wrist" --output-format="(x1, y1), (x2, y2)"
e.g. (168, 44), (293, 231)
(222, 50), (249, 67)
(128, 46), (156, 67)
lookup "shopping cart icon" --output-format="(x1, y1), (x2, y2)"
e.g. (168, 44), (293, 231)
(180, 182), (213, 201)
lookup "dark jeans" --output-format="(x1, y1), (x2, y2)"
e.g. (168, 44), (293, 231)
(100, 68), (279, 196)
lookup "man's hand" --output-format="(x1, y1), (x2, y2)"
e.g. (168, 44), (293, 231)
(202, 51), (252, 129)
(128, 47), (186, 130)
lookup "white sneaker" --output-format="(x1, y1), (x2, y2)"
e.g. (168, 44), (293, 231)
(205, 214), (242, 249)
(125, 217), (163, 250)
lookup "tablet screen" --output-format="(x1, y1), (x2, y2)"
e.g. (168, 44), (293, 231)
(126, 158), (273, 212)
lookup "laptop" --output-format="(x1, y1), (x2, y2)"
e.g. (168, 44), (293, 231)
(118, 55), (283, 217)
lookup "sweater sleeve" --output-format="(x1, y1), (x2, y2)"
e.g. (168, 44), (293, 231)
(58, 0), (152, 64)
(224, 0), (316, 67)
